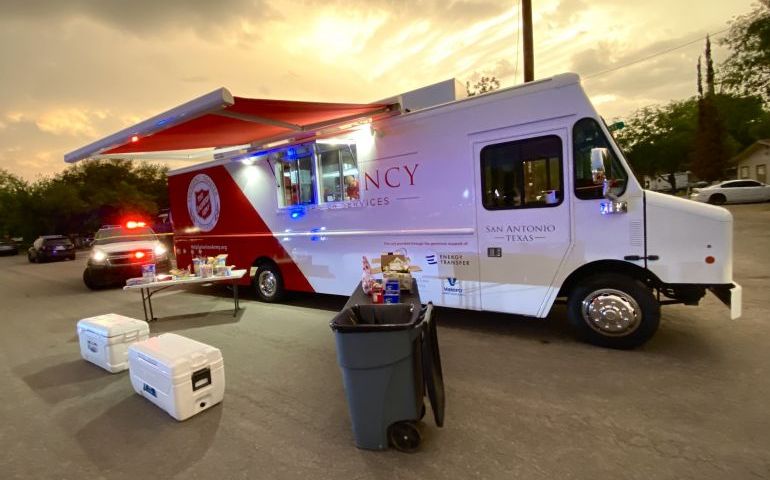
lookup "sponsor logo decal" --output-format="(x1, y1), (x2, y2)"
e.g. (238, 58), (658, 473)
(426, 253), (470, 267)
(442, 277), (463, 296)
(187, 174), (220, 232)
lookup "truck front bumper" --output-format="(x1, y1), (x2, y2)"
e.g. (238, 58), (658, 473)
(709, 283), (742, 319)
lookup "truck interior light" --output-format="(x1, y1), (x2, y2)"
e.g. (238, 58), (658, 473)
(705, 256), (715, 264)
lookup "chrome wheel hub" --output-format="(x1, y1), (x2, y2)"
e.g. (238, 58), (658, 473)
(258, 270), (277, 297)
(581, 289), (641, 336)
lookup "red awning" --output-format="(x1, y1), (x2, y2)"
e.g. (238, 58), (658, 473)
(65, 88), (398, 163)
(108, 98), (393, 155)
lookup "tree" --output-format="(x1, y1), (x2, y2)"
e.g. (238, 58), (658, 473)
(466, 76), (501, 96)
(0, 169), (28, 237)
(614, 100), (698, 186)
(0, 160), (169, 243)
(692, 37), (730, 181)
(720, 0), (770, 103)
(614, 93), (770, 183)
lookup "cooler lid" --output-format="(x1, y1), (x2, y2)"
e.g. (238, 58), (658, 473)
(77, 313), (148, 338)
(130, 333), (219, 370)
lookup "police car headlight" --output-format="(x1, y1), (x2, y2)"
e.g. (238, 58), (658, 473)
(154, 244), (167, 257)
(91, 249), (107, 262)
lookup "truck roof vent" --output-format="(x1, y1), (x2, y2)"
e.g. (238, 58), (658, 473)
(377, 78), (467, 113)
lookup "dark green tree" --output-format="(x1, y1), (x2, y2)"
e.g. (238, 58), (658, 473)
(691, 36), (730, 181)
(0, 160), (169, 243)
(720, 0), (770, 103)
(614, 100), (698, 186)
(0, 169), (28, 238)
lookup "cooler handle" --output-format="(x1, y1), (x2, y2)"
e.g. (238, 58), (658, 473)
(192, 367), (211, 391)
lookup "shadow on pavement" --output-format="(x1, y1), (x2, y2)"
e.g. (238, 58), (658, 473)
(148, 308), (244, 333)
(75, 395), (222, 478)
(15, 356), (124, 405)
(435, 303), (576, 345)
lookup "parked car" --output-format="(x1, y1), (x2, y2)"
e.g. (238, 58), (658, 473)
(83, 222), (171, 289)
(690, 179), (770, 205)
(28, 235), (76, 262)
(0, 240), (18, 256)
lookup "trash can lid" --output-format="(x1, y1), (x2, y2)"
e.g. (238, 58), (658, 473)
(421, 304), (445, 427)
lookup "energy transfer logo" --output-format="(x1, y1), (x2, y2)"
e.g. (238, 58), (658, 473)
(187, 174), (220, 232)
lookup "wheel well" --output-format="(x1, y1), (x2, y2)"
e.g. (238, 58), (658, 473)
(251, 256), (279, 276)
(557, 260), (661, 298)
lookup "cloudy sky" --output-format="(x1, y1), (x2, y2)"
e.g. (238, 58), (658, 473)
(0, 0), (757, 180)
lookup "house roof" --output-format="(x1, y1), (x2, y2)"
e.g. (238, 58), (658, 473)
(732, 139), (770, 164)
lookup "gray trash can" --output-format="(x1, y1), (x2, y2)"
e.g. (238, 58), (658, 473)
(331, 302), (426, 451)
(331, 299), (445, 452)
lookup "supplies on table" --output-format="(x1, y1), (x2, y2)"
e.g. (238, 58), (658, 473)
(142, 264), (156, 282)
(370, 251), (423, 292)
(128, 333), (225, 421)
(192, 254), (232, 278)
(126, 277), (152, 287)
(77, 313), (150, 373)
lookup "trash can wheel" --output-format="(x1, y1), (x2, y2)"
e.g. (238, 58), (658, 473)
(388, 421), (421, 453)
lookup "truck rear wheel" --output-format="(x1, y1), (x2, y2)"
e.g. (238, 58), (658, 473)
(253, 263), (284, 302)
(567, 273), (660, 349)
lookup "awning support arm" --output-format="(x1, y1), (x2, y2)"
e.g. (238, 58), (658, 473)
(212, 104), (398, 133)
(212, 110), (304, 131)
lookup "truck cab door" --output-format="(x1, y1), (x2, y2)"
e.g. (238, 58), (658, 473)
(473, 129), (572, 316)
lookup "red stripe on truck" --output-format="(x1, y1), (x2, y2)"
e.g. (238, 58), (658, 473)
(168, 165), (314, 292)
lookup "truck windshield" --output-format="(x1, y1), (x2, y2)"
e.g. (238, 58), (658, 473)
(94, 227), (157, 245)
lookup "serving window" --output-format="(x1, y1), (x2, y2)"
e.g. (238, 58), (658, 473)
(318, 143), (360, 202)
(273, 144), (316, 208)
(272, 140), (361, 209)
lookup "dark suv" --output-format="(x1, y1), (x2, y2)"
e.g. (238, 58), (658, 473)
(83, 224), (171, 289)
(28, 235), (76, 262)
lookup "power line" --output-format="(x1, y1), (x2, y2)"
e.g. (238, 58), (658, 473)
(584, 27), (730, 80)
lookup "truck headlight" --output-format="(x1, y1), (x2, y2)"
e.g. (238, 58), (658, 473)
(91, 249), (107, 262)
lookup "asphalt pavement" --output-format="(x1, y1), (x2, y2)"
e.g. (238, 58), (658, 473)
(1, 203), (769, 480)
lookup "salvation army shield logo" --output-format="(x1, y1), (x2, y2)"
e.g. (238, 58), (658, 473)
(187, 174), (220, 232)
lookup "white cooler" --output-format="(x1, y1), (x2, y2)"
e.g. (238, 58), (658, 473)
(128, 333), (225, 421)
(77, 313), (149, 373)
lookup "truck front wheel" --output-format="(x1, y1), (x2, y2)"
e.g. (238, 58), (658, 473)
(567, 274), (660, 349)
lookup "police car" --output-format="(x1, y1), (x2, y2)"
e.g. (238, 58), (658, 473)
(83, 222), (170, 289)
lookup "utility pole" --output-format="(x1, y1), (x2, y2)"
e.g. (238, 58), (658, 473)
(522, 0), (534, 82)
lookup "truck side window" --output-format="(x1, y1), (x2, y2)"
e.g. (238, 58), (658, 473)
(273, 144), (316, 207)
(480, 135), (563, 210)
(573, 118), (628, 200)
(317, 143), (360, 202)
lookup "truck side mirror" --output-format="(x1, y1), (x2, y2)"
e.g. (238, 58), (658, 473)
(590, 148), (608, 184)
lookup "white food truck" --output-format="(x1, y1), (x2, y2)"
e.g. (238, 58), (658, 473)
(66, 73), (741, 349)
